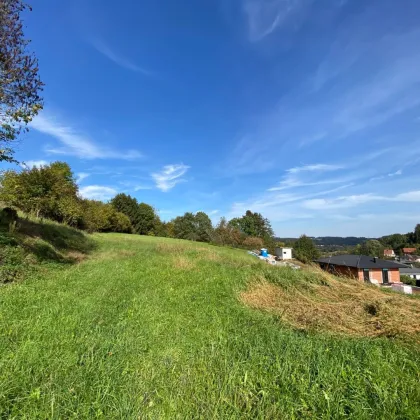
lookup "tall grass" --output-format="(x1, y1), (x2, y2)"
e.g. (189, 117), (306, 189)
(0, 233), (419, 418)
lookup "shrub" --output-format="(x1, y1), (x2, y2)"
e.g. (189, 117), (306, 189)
(401, 275), (416, 286)
(242, 236), (264, 250)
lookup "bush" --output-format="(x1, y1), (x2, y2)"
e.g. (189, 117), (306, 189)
(401, 275), (416, 286)
(0, 207), (18, 226)
(242, 236), (264, 250)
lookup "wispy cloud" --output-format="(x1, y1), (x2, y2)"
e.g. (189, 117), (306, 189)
(21, 160), (49, 169)
(151, 164), (190, 192)
(76, 172), (90, 184)
(90, 38), (152, 75)
(268, 163), (343, 191)
(369, 169), (402, 182)
(32, 113), (142, 160)
(303, 190), (420, 210)
(227, 27), (420, 175)
(243, 0), (307, 41)
(79, 185), (117, 201)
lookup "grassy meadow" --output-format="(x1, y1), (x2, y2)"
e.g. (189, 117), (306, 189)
(1, 232), (420, 418)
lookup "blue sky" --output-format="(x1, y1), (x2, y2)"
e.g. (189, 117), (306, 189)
(3, 0), (420, 237)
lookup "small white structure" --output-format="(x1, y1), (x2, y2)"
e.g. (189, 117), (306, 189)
(275, 247), (293, 260)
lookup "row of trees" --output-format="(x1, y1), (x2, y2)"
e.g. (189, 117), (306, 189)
(0, 161), (325, 263)
(356, 227), (420, 258)
(0, 162), (131, 233)
(0, 162), (281, 251)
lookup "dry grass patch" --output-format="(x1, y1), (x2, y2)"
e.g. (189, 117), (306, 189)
(172, 256), (196, 270)
(156, 242), (189, 255)
(240, 271), (420, 340)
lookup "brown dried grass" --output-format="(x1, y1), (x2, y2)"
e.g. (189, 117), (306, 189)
(173, 256), (196, 270)
(240, 273), (420, 340)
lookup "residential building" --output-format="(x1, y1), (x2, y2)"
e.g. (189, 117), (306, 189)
(316, 255), (403, 284)
(383, 249), (395, 258)
(403, 247), (417, 254)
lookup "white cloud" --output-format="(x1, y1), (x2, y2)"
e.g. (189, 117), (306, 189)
(209, 209), (219, 215)
(287, 163), (342, 174)
(303, 190), (420, 210)
(21, 160), (49, 169)
(268, 163), (343, 191)
(79, 185), (117, 201)
(134, 185), (153, 191)
(395, 191), (420, 202)
(303, 194), (382, 210)
(31, 113), (142, 160)
(243, 0), (307, 41)
(370, 169), (402, 182)
(151, 164), (190, 192)
(76, 172), (90, 184)
(90, 39), (152, 75)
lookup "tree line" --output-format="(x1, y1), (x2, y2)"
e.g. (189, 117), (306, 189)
(0, 162), (281, 251)
(356, 228), (420, 258)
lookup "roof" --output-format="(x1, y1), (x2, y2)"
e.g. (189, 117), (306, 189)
(403, 248), (416, 253)
(316, 254), (405, 269)
(400, 267), (420, 275)
(384, 249), (394, 255)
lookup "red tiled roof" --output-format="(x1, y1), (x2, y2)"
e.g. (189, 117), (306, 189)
(384, 249), (394, 256)
(403, 248), (416, 253)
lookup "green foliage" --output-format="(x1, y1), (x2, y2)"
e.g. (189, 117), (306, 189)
(0, 0), (44, 162)
(293, 234), (320, 263)
(194, 211), (213, 242)
(212, 217), (243, 247)
(0, 163), (131, 234)
(110, 194), (160, 235)
(400, 275), (416, 286)
(0, 162), (81, 223)
(136, 203), (156, 235)
(173, 212), (198, 241)
(357, 239), (384, 257)
(80, 200), (130, 233)
(242, 236), (264, 249)
(0, 244), (27, 283)
(229, 210), (274, 239)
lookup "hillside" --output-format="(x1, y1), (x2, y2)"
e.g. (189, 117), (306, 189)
(1, 231), (420, 418)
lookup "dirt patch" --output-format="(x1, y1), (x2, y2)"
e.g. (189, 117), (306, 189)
(240, 275), (420, 340)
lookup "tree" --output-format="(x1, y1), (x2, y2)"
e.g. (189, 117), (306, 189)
(358, 239), (384, 257)
(1, 0), (43, 162)
(136, 203), (156, 235)
(0, 161), (79, 221)
(212, 217), (243, 247)
(195, 211), (213, 242)
(414, 224), (420, 244)
(229, 210), (274, 240)
(173, 212), (198, 241)
(293, 234), (320, 263)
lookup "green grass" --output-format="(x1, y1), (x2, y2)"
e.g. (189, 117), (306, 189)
(1, 233), (420, 418)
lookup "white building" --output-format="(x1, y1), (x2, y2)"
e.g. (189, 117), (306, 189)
(275, 247), (293, 260)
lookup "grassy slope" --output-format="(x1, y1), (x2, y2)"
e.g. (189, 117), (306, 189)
(0, 233), (419, 419)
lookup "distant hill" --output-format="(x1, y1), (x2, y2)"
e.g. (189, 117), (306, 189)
(276, 236), (372, 246)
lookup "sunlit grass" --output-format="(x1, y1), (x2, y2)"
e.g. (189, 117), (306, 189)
(0, 233), (419, 418)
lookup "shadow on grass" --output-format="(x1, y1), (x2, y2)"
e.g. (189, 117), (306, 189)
(0, 218), (97, 264)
